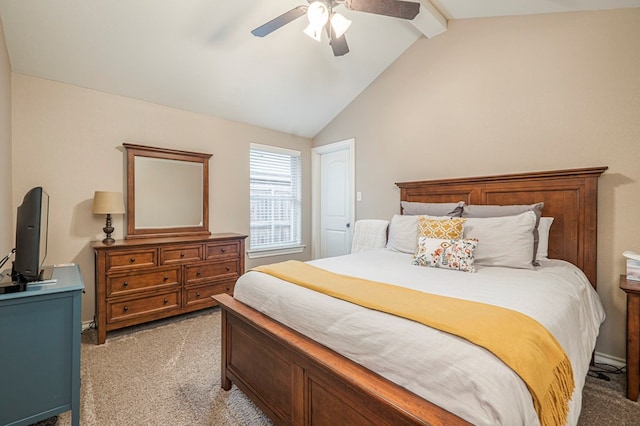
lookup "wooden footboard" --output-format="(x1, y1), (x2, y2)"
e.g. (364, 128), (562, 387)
(213, 293), (469, 426)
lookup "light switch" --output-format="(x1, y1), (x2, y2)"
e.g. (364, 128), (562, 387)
(357, 192), (362, 202)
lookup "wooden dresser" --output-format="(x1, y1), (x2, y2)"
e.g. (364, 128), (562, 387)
(92, 233), (246, 344)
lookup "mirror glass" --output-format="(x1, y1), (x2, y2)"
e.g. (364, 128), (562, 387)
(134, 157), (203, 228)
(124, 143), (211, 239)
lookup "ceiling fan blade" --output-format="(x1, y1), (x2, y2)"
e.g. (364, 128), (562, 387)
(328, 23), (349, 57)
(331, 35), (349, 57)
(251, 5), (308, 37)
(345, 0), (420, 20)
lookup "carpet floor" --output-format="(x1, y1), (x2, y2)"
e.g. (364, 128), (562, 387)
(57, 308), (271, 426)
(50, 307), (638, 425)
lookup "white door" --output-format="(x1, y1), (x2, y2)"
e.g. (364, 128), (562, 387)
(312, 140), (355, 259)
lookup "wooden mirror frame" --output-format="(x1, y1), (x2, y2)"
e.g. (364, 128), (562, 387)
(124, 143), (212, 239)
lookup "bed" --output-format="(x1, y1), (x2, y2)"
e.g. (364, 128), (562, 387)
(213, 166), (607, 425)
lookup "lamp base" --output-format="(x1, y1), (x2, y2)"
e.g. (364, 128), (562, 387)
(102, 214), (116, 245)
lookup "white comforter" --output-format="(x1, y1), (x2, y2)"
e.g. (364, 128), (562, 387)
(234, 249), (605, 425)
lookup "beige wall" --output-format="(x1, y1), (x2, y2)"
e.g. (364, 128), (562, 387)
(0, 17), (12, 254)
(314, 9), (640, 361)
(11, 74), (312, 322)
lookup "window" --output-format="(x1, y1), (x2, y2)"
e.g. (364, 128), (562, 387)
(249, 144), (302, 256)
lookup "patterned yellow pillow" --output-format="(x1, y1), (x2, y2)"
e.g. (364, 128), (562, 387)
(418, 216), (467, 240)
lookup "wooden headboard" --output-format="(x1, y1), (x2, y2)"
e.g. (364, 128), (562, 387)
(396, 167), (608, 288)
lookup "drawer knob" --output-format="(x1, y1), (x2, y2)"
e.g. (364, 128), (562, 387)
(163, 276), (168, 281)
(123, 281), (129, 287)
(180, 252), (185, 257)
(221, 248), (226, 253)
(196, 271), (201, 276)
(130, 257), (136, 263)
(196, 292), (201, 298)
(163, 298), (169, 304)
(226, 285), (230, 291)
(123, 306), (128, 312)
(226, 266), (230, 271)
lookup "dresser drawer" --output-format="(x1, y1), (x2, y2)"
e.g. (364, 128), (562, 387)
(107, 291), (180, 323)
(107, 267), (180, 298)
(185, 260), (239, 285)
(106, 249), (157, 272)
(206, 241), (240, 259)
(160, 244), (203, 265)
(184, 281), (233, 309)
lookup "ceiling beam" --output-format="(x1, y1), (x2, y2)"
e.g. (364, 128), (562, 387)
(411, 0), (447, 38)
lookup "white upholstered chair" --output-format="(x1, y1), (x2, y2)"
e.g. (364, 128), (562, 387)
(351, 219), (390, 253)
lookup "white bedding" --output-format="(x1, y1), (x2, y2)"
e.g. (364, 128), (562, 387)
(234, 249), (605, 426)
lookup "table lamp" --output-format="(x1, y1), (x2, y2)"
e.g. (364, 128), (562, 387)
(92, 191), (125, 244)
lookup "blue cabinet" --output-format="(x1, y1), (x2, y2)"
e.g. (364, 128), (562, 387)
(0, 265), (83, 426)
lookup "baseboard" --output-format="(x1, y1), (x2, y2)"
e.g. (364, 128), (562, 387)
(82, 320), (94, 332)
(594, 351), (626, 369)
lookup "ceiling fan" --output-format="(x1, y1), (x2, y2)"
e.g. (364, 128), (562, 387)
(251, 0), (421, 57)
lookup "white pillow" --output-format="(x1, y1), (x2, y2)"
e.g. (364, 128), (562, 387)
(386, 214), (459, 254)
(462, 202), (544, 265)
(386, 215), (418, 254)
(536, 217), (554, 260)
(463, 211), (537, 269)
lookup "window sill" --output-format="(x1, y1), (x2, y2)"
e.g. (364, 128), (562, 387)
(247, 245), (306, 259)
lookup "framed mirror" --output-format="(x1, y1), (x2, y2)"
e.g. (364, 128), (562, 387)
(124, 143), (212, 239)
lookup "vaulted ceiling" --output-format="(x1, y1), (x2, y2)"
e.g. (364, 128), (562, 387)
(1, 0), (639, 138)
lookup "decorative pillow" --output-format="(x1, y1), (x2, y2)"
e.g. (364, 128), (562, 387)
(417, 216), (466, 240)
(413, 237), (478, 272)
(536, 217), (554, 260)
(462, 202), (544, 265)
(401, 201), (465, 217)
(386, 215), (419, 254)
(463, 211), (537, 269)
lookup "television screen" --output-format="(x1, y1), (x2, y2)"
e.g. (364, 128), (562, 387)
(12, 186), (49, 283)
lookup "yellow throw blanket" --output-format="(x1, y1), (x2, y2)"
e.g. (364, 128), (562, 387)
(253, 260), (574, 426)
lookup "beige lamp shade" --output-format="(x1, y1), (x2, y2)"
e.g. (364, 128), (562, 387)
(92, 191), (125, 215)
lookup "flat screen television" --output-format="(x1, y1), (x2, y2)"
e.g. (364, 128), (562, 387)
(11, 186), (50, 283)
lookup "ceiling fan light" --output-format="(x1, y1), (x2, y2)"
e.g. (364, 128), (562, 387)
(306, 2), (329, 26)
(303, 23), (323, 42)
(331, 13), (351, 39)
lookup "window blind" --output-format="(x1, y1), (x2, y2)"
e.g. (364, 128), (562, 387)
(249, 145), (302, 251)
